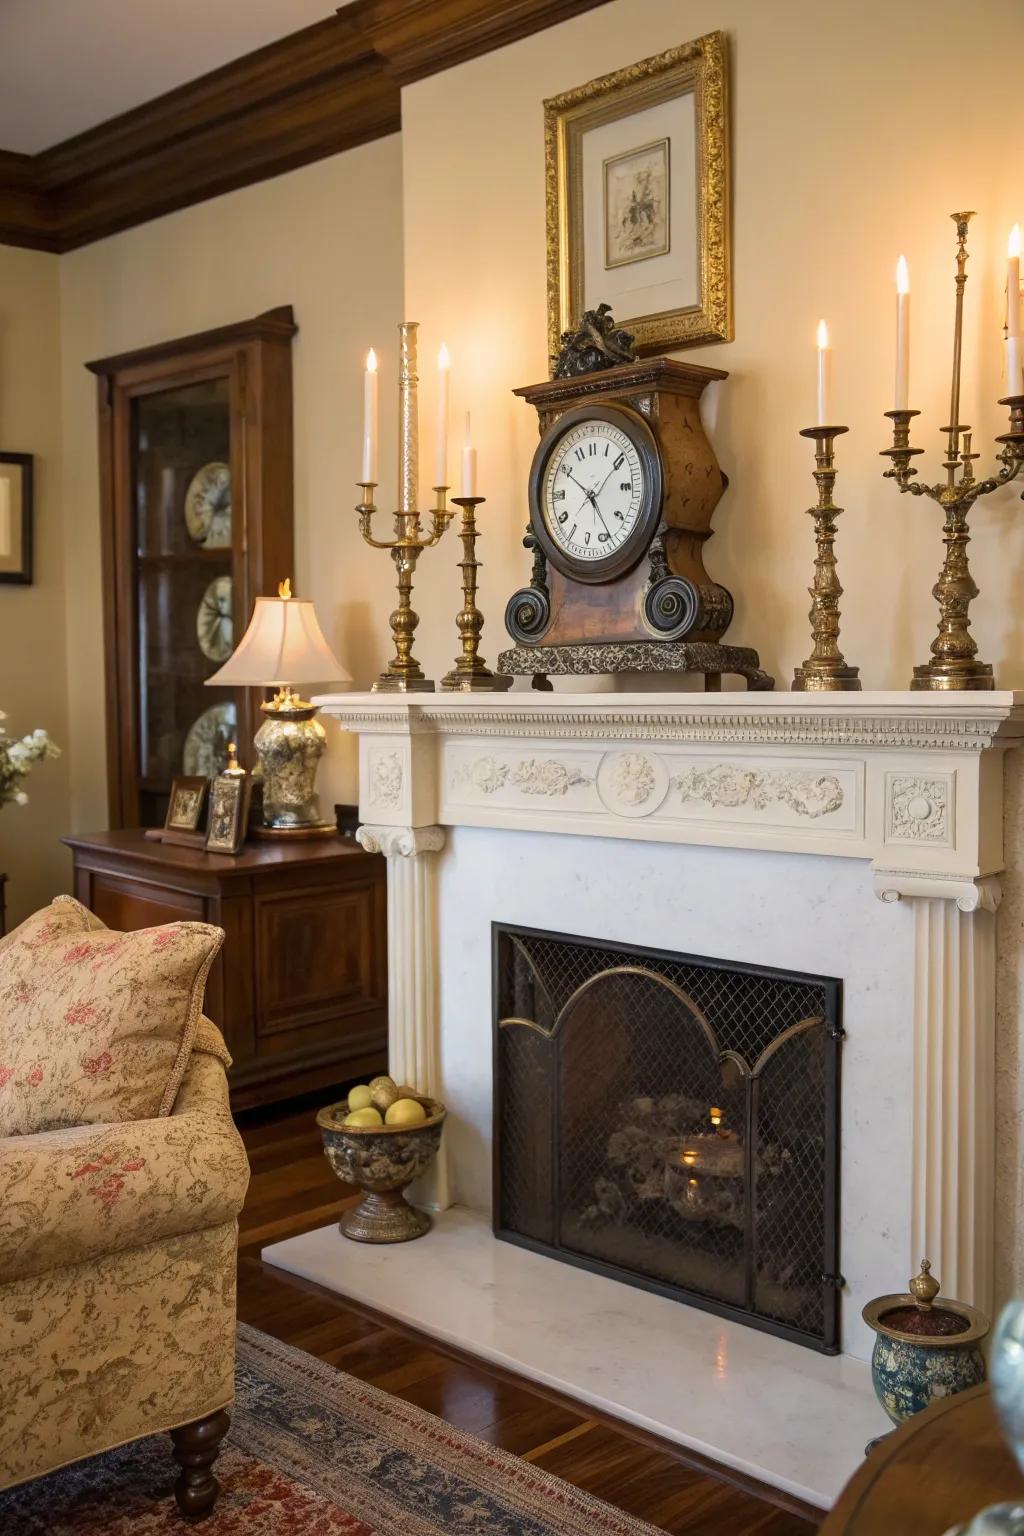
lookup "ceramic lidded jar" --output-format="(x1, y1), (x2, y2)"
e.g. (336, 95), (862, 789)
(863, 1260), (989, 1426)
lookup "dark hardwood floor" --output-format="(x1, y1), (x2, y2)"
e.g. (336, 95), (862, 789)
(236, 1095), (820, 1536)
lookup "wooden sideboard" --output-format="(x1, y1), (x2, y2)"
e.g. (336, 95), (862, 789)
(64, 830), (387, 1109)
(821, 1384), (1024, 1534)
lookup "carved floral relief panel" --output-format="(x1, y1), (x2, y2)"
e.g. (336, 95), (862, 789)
(885, 772), (954, 847)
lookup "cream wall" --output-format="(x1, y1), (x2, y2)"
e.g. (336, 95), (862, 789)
(58, 133), (405, 831)
(400, 0), (1024, 692)
(0, 245), (71, 925)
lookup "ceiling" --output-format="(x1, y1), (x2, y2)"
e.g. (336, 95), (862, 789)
(0, 0), (338, 154)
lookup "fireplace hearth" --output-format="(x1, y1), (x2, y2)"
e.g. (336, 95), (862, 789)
(494, 925), (842, 1351)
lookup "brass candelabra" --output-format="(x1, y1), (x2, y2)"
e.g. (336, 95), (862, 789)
(881, 212), (1024, 690)
(792, 425), (861, 691)
(357, 321), (454, 692)
(440, 498), (512, 691)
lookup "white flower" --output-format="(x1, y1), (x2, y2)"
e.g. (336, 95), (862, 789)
(14, 791), (28, 805)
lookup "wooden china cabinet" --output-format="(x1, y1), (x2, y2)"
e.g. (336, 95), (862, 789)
(88, 306), (297, 829)
(82, 308), (389, 1107)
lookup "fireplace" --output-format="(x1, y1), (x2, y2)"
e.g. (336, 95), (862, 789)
(494, 925), (843, 1352)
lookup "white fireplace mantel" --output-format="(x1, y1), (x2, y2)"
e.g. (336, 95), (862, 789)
(320, 689), (1024, 911)
(316, 688), (1024, 1323)
(258, 691), (1024, 1501)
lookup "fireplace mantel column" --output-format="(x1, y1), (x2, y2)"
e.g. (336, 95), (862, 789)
(875, 873), (1000, 1317)
(911, 884), (998, 1316)
(357, 823), (450, 1211)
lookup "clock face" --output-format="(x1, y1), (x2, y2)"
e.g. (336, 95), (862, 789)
(528, 402), (662, 584)
(541, 418), (645, 564)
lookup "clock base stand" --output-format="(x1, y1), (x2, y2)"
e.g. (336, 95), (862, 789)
(496, 641), (774, 692)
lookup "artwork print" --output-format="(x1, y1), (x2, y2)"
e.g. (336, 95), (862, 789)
(604, 139), (670, 269)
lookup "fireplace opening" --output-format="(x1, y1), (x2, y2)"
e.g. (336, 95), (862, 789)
(493, 925), (843, 1352)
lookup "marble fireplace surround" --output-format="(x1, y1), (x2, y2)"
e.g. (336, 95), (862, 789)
(263, 690), (1024, 1506)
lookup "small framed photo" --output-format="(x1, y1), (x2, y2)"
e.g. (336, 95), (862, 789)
(165, 776), (209, 832)
(0, 453), (34, 585)
(205, 773), (251, 855)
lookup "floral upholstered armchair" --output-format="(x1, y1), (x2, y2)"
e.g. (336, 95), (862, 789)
(0, 897), (250, 1518)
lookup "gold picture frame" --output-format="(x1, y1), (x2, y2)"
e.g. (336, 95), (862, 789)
(545, 33), (731, 359)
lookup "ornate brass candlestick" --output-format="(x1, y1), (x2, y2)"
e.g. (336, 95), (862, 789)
(440, 497), (513, 692)
(792, 425), (861, 691)
(357, 322), (454, 692)
(881, 213), (1024, 690)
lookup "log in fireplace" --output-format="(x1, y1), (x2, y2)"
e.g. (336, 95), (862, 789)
(493, 925), (843, 1352)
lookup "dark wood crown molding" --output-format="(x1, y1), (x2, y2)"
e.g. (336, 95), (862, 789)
(0, 0), (611, 254)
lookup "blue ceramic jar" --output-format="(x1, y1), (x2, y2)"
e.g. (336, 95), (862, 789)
(862, 1260), (989, 1426)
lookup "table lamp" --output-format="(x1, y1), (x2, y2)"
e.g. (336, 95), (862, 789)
(205, 579), (351, 836)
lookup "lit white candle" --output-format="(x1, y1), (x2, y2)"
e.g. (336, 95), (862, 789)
(361, 347), (379, 484)
(0, 476), (10, 560)
(1007, 226), (1021, 396)
(895, 255), (911, 410)
(460, 411), (477, 497)
(435, 343), (450, 487)
(815, 319), (832, 426)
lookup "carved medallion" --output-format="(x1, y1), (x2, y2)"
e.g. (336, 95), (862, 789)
(886, 774), (952, 845)
(596, 751), (669, 818)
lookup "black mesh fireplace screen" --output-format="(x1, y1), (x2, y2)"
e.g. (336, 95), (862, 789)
(493, 925), (843, 1352)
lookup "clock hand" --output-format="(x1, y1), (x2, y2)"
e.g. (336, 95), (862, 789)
(580, 484), (614, 540)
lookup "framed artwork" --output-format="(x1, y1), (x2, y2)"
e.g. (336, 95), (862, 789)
(545, 33), (731, 359)
(205, 772), (251, 855)
(165, 775), (209, 832)
(0, 453), (34, 585)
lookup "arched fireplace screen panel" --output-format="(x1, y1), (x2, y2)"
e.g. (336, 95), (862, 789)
(493, 925), (842, 1353)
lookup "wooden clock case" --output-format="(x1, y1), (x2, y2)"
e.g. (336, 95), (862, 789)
(506, 357), (734, 650)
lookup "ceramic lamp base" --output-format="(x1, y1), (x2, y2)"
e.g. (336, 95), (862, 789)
(253, 701), (330, 832)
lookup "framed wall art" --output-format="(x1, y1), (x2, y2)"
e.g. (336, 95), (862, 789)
(0, 453), (34, 585)
(545, 33), (731, 359)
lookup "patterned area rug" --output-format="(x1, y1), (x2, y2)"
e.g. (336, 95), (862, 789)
(0, 1323), (661, 1534)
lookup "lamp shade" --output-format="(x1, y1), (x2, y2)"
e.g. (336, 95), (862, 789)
(205, 590), (351, 689)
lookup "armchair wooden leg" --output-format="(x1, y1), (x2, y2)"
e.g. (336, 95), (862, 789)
(170, 1408), (230, 1519)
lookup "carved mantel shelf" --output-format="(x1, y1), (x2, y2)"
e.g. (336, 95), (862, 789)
(317, 687), (1023, 1316)
(316, 689), (1024, 910)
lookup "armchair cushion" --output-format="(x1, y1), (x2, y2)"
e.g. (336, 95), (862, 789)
(0, 897), (223, 1136)
(0, 1038), (249, 1284)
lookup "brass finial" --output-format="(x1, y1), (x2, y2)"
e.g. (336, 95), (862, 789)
(910, 1259), (941, 1311)
(224, 742), (245, 777)
(278, 578), (292, 600)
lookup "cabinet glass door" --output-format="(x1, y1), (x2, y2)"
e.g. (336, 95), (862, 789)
(132, 378), (238, 827)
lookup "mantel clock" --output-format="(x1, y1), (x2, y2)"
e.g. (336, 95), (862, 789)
(500, 357), (770, 689)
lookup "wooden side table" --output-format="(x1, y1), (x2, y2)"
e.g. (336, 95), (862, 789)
(64, 830), (387, 1109)
(821, 1385), (1024, 1534)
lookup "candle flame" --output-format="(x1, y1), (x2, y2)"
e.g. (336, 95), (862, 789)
(438, 342), (450, 370)
(366, 348), (378, 373)
(816, 318), (829, 349)
(710, 1106), (723, 1127)
(1011, 226), (1022, 260)
(896, 254), (909, 295)
(278, 578), (292, 600)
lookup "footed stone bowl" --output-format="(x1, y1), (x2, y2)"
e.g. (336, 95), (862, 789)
(317, 1096), (446, 1243)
